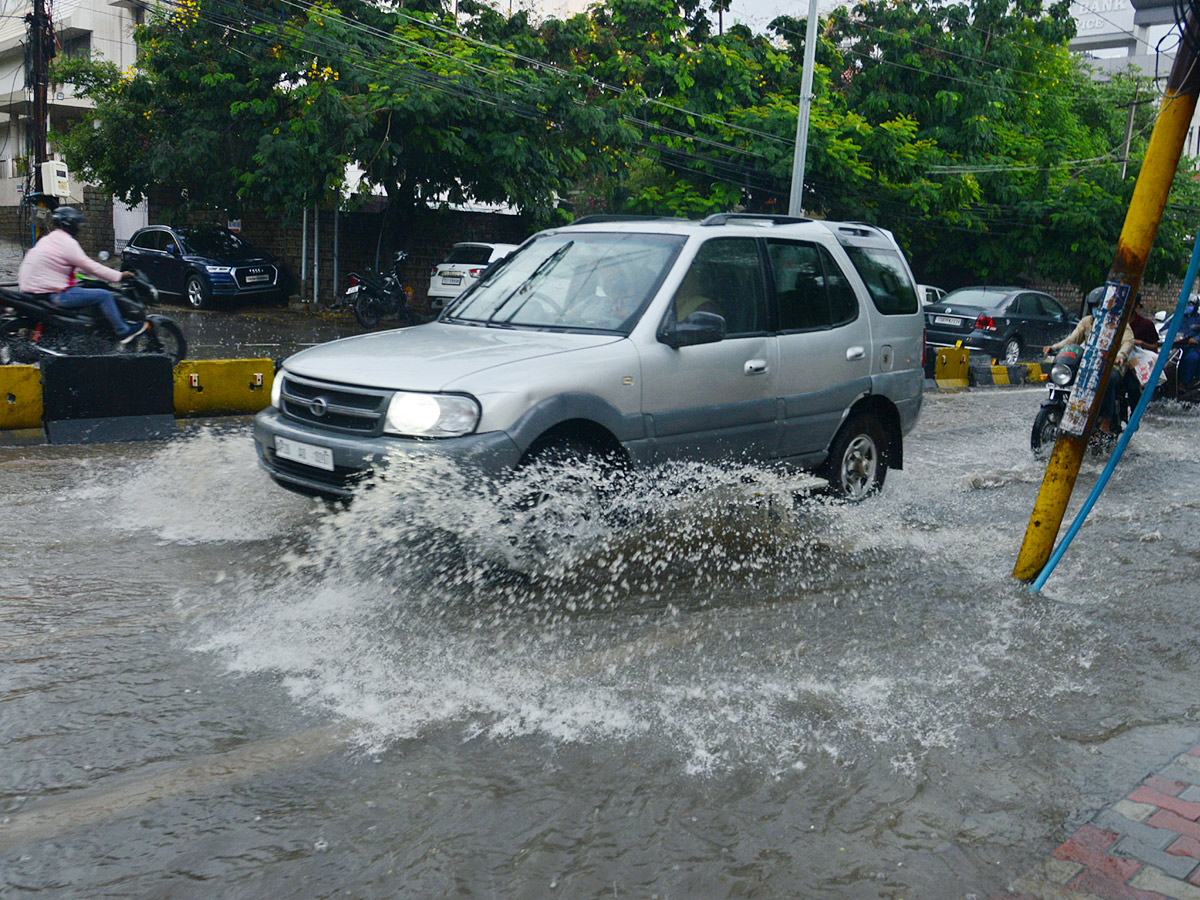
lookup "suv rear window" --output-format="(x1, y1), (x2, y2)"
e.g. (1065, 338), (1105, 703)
(843, 247), (918, 315)
(443, 245), (495, 265)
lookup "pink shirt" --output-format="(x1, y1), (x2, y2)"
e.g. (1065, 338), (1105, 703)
(17, 229), (124, 294)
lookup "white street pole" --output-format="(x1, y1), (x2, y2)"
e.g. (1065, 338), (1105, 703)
(788, 0), (820, 217)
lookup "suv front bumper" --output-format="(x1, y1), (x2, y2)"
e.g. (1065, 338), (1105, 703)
(253, 407), (523, 499)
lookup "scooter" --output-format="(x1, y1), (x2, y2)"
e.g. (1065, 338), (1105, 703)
(1030, 344), (1133, 456)
(349, 251), (419, 329)
(0, 269), (187, 366)
(1152, 309), (1200, 403)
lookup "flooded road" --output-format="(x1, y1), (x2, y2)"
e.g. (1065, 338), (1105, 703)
(2, 387), (1199, 899)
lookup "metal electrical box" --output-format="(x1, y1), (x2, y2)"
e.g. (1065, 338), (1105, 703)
(39, 161), (70, 199)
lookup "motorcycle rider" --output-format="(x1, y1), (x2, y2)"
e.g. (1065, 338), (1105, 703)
(1175, 297), (1200, 389)
(17, 206), (145, 344)
(1043, 287), (1135, 434)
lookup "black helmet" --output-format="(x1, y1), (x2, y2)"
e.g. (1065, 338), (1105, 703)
(1085, 286), (1106, 311)
(51, 206), (85, 236)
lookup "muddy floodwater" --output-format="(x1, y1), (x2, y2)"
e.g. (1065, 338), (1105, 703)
(2, 387), (1198, 899)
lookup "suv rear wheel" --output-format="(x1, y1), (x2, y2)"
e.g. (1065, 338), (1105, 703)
(821, 412), (888, 500)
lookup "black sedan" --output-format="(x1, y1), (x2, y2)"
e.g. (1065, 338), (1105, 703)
(924, 286), (1077, 365)
(121, 225), (289, 310)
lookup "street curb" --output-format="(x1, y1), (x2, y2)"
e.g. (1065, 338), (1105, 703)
(0, 357), (276, 433)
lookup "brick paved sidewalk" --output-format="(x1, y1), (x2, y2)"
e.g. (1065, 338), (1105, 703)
(998, 744), (1200, 899)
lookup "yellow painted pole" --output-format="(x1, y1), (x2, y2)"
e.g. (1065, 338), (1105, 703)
(1013, 13), (1200, 582)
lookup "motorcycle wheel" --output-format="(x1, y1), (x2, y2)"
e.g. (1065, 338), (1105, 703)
(354, 293), (382, 328)
(1030, 405), (1061, 458)
(132, 317), (188, 365)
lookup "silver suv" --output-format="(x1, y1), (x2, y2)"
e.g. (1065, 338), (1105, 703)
(254, 214), (925, 500)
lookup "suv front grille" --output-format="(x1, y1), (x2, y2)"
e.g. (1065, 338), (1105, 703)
(279, 374), (390, 434)
(234, 264), (278, 289)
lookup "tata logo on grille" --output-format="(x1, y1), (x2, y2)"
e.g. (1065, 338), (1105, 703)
(308, 396), (328, 417)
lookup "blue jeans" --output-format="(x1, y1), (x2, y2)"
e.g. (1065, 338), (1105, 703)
(1179, 344), (1200, 386)
(52, 285), (130, 337)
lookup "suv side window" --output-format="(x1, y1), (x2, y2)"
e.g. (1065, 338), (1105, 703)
(819, 245), (858, 326)
(767, 240), (826, 332)
(673, 237), (766, 336)
(131, 230), (162, 251)
(766, 240), (860, 332)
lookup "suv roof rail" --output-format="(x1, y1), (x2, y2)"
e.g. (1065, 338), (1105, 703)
(834, 222), (885, 238)
(700, 213), (812, 226)
(567, 215), (683, 226)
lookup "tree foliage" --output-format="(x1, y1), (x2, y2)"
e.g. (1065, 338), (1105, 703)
(51, 0), (1200, 287)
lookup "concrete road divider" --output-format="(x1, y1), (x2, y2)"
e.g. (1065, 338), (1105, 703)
(924, 347), (1052, 391)
(0, 356), (277, 439)
(173, 359), (274, 417)
(42, 355), (176, 444)
(0, 364), (42, 430)
(932, 347), (970, 389)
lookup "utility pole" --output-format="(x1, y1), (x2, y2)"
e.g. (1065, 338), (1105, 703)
(26, 0), (52, 195)
(1013, 7), (1200, 583)
(787, 0), (820, 217)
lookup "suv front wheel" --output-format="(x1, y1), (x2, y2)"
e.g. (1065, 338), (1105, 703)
(821, 412), (888, 500)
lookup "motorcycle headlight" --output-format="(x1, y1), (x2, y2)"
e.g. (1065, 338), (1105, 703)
(271, 372), (284, 408)
(1050, 363), (1074, 386)
(384, 391), (480, 437)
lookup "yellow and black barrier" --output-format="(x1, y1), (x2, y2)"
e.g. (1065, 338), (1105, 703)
(0, 357), (276, 433)
(924, 346), (1050, 391)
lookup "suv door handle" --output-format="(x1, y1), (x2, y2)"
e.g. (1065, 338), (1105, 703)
(744, 359), (768, 375)
(846, 346), (866, 361)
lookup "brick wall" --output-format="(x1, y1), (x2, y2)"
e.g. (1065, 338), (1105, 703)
(1020, 274), (1185, 316)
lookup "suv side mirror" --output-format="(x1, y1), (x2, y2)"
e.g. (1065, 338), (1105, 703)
(658, 311), (726, 348)
(167, 243), (181, 256)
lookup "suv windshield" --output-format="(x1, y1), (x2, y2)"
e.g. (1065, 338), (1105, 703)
(446, 232), (684, 333)
(178, 227), (249, 257)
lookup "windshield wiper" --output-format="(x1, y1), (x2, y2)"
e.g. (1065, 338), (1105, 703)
(486, 241), (573, 325)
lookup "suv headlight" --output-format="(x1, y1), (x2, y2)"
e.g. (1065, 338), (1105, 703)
(205, 265), (232, 274)
(384, 391), (480, 437)
(271, 372), (284, 408)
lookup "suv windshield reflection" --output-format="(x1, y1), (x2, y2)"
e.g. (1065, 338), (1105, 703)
(446, 232), (685, 333)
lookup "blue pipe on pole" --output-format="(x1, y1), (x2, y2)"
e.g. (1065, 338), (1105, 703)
(1030, 225), (1200, 593)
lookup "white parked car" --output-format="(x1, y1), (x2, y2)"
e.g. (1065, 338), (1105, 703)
(919, 284), (946, 306)
(255, 214), (926, 502)
(427, 242), (519, 311)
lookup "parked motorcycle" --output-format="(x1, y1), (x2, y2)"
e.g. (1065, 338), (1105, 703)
(348, 251), (419, 329)
(0, 270), (187, 366)
(1030, 344), (1133, 456)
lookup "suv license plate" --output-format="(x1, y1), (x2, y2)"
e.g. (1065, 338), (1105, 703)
(276, 436), (334, 471)
(442, 274), (462, 285)
(933, 316), (961, 326)
(246, 274), (269, 283)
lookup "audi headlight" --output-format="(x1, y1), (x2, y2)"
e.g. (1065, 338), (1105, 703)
(1050, 363), (1074, 386)
(271, 372), (284, 408)
(384, 391), (480, 437)
(205, 265), (232, 274)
